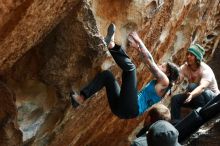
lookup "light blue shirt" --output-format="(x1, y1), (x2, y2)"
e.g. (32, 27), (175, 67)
(138, 80), (161, 115)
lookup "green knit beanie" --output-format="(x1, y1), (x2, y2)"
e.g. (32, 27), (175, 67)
(188, 44), (205, 61)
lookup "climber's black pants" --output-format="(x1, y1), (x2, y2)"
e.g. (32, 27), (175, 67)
(80, 44), (139, 119)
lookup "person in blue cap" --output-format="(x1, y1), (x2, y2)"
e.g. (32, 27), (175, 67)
(70, 23), (179, 119)
(147, 120), (181, 146)
(171, 44), (220, 121)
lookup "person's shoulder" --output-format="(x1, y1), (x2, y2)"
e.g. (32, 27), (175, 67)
(200, 62), (213, 71)
(131, 135), (147, 146)
(200, 62), (216, 78)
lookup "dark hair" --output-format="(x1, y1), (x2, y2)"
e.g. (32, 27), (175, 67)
(166, 62), (179, 83)
(196, 59), (201, 67)
(188, 51), (201, 67)
(162, 62), (179, 97)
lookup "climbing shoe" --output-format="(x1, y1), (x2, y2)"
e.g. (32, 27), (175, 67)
(69, 91), (80, 108)
(104, 23), (116, 47)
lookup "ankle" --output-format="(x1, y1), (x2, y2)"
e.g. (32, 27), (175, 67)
(108, 41), (115, 49)
(78, 95), (85, 103)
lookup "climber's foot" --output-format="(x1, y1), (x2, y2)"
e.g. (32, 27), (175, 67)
(69, 91), (84, 108)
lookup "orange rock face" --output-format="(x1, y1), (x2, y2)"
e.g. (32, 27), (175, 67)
(0, 0), (219, 145)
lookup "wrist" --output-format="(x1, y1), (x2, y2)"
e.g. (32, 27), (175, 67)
(189, 92), (193, 98)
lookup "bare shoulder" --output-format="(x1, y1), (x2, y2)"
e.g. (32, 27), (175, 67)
(155, 80), (169, 97)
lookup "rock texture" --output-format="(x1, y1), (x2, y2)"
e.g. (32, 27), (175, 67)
(0, 82), (22, 146)
(0, 0), (220, 146)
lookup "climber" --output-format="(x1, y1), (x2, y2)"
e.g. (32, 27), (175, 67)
(170, 43), (220, 122)
(70, 23), (179, 119)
